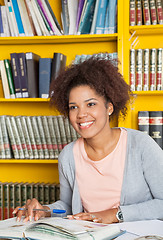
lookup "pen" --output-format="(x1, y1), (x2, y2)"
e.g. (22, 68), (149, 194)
(18, 208), (66, 214)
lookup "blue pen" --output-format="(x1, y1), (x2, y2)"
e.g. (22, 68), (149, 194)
(18, 208), (66, 214)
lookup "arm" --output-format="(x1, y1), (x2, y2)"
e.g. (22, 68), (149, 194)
(120, 132), (163, 221)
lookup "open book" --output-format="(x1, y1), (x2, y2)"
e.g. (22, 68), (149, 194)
(0, 217), (124, 240)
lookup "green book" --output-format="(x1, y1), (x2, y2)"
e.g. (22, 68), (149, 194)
(4, 59), (15, 99)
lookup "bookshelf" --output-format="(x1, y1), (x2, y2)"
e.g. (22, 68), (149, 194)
(119, 0), (163, 129)
(0, 0), (124, 183)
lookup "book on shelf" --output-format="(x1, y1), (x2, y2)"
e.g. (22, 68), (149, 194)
(0, 216), (123, 240)
(1, 5), (10, 36)
(136, 0), (143, 25)
(138, 111), (149, 134)
(0, 115), (12, 159)
(10, 52), (22, 98)
(36, 116), (50, 159)
(47, 115), (59, 158)
(0, 5), (4, 37)
(51, 52), (67, 82)
(4, 0), (15, 36)
(142, 0), (151, 25)
(17, 0), (34, 36)
(25, 52), (40, 98)
(76, 0), (85, 33)
(150, 48), (157, 91)
(61, 0), (69, 35)
(3, 182), (10, 219)
(0, 120), (5, 159)
(63, 117), (73, 144)
(38, 182), (44, 204)
(52, 115), (63, 153)
(7, 0), (19, 36)
(9, 182), (16, 218)
(136, 49), (143, 91)
(130, 49), (136, 91)
(67, 0), (78, 35)
(143, 48), (150, 91)
(0, 60), (10, 99)
(11, 0), (25, 36)
(21, 182), (28, 207)
(95, 0), (108, 34)
(156, 0), (163, 24)
(90, 0), (100, 34)
(104, 0), (117, 34)
(149, 111), (163, 149)
(77, 0), (96, 35)
(57, 115), (68, 148)
(156, 48), (163, 91)
(149, 0), (157, 25)
(17, 52), (29, 98)
(39, 57), (52, 98)
(4, 59), (15, 99)
(0, 182), (4, 220)
(130, 0), (136, 26)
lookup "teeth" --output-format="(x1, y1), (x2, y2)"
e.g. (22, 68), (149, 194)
(80, 121), (93, 127)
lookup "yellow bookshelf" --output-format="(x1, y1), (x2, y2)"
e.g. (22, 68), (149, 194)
(0, 0), (124, 183)
(119, 0), (163, 129)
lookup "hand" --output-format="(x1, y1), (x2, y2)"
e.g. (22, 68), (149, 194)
(13, 198), (51, 222)
(67, 208), (119, 224)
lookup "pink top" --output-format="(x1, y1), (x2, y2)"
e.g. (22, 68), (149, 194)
(73, 128), (127, 212)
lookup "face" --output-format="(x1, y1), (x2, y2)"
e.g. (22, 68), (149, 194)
(68, 85), (113, 139)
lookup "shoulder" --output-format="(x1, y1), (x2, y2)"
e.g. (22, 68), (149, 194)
(58, 141), (76, 169)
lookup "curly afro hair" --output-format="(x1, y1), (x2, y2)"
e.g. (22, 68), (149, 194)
(50, 55), (131, 119)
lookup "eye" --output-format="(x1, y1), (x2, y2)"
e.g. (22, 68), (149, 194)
(88, 102), (96, 107)
(69, 105), (77, 110)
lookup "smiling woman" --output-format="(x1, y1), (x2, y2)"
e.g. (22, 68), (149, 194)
(14, 55), (163, 225)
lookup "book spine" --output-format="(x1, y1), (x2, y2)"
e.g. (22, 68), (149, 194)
(0, 115), (11, 158)
(15, 116), (29, 159)
(24, 0), (42, 36)
(4, 59), (15, 99)
(38, 183), (44, 204)
(8, 0), (19, 36)
(21, 183), (27, 206)
(55, 183), (60, 201)
(136, 0), (143, 25)
(49, 183), (56, 204)
(149, 111), (163, 149)
(11, 0), (25, 36)
(25, 116), (39, 159)
(4, 0), (15, 36)
(138, 111), (149, 134)
(57, 115), (68, 148)
(67, 0), (78, 35)
(10, 116), (25, 159)
(69, 123), (78, 142)
(44, 183), (49, 205)
(9, 183), (15, 218)
(106, 0), (117, 34)
(130, 49), (136, 91)
(143, 48), (150, 91)
(63, 117), (72, 144)
(6, 116), (19, 159)
(33, 182), (39, 199)
(90, 0), (100, 34)
(76, 0), (85, 32)
(136, 49), (143, 91)
(156, 48), (163, 90)
(36, 116), (49, 159)
(15, 183), (22, 207)
(30, 116), (44, 159)
(41, 116), (54, 159)
(0, 119), (6, 159)
(20, 116), (33, 159)
(27, 183), (33, 199)
(0, 183), (3, 220)
(156, 0), (163, 24)
(52, 116), (63, 153)
(0, 60), (10, 99)
(24, 0), (37, 36)
(94, 0), (108, 34)
(3, 183), (10, 219)
(10, 53), (22, 98)
(17, 53), (29, 98)
(130, 0), (136, 26)
(47, 116), (59, 159)
(142, 0), (151, 25)
(0, 6), (5, 37)
(150, 48), (157, 91)
(149, 0), (157, 24)
(1, 5), (10, 37)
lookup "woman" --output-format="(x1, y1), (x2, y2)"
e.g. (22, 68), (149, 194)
(14, 56), (163, 224)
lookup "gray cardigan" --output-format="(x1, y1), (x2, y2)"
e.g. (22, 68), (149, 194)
(48, 128), (163, 222)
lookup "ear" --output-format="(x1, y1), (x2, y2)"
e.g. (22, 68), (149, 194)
(107, 102), (114, 116)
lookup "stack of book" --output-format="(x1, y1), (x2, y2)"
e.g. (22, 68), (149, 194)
(0, 52), (67, 99)
(0, 115), (80, 159)
(0, 0), (62, 37)
(0, 181), (60, 220)
(138, 111), (163, 149)
(130, 48), (163, 91)
(61, 0), (117, 35)
(130, 0), (163, 26)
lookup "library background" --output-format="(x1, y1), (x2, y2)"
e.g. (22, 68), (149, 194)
(0, 0), (163, 220)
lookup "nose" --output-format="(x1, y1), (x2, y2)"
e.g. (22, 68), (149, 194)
(77, 107), (88, 118)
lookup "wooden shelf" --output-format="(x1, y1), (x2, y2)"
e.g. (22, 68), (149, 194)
(0, 159), (58, 164)
(129, 25), (163, 35)
(0, 98), (50, 102)
(132, 91), (163, 96)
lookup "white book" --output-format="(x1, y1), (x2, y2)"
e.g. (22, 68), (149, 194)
(67, 0), (78, 34)
(17, 0), (34, 36)
(8, 0), (19, 36)
(1, 6), (10, 37)
(40, 0), (62, 35)
(24, 0), (42, 36)
(4, 0), (15, 36)
(31, 0), (49, 36)
(0, 60), (10, 99)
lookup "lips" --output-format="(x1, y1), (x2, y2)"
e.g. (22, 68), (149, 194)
(79, 121), (94, 129)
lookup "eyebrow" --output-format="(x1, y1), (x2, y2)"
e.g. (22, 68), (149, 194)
(69, 98), (97, 105)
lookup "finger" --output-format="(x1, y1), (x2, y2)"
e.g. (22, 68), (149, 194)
(93, 218), (103, 223)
